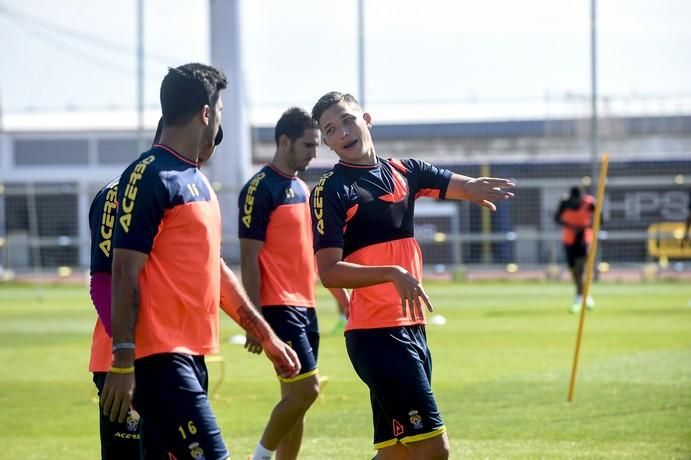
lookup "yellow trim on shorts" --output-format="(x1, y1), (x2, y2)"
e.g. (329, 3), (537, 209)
(400, 426), (447, 445)
(278, 368), (318, 383)
(373, 438), (399, 450)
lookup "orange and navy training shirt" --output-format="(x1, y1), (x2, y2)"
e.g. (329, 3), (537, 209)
(87, 179), (119, 373)
(238, 164), (316, 308)
(113, 144), (222, 359)
(310, 158), (452, 331)
(557, 195), (595, 245)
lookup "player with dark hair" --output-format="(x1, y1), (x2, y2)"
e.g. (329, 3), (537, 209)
(88, 115), (228, 459)
(89, 177), (146, 459)
(100, 63), (300, 460)
(555, 186), (596, 313)
(239, 107), (349, 460)
(310, 91), (515, 459)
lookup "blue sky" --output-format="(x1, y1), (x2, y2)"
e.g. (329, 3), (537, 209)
(1, 0), (690, 125)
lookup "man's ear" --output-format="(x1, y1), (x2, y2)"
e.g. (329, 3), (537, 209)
(278, 134), (291, 152)
(322, 135), (330, 148)
(200, 105), (211, 125)
(363, 112), (372, 129)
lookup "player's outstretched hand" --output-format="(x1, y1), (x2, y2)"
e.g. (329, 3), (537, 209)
(244, 334), (263, 354)
(464, 177), (515, 211)
(262, 335), (301, 379)
(390, 266), (433, 321)
(100, 371), (135, 423)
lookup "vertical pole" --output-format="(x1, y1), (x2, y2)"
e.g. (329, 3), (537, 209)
(209, 0), (251, 261)
(567, 154), (609, 402)
(590, 0), (598, 184)
(357, 0), (366, 107)
(136, 0), (146, 152)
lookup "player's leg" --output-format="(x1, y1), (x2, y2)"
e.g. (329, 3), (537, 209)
(565, 244), (583, 312)
(93, 371), (142, 460)
(133, 353), (229, 460)
(261, 374), (320, 459)
(405, 432), (450, 460)
(346, 326), (448, 459)
(373, 442), (410, 459)
(254, 307), (320, 460)
(138, 417), (169, 460)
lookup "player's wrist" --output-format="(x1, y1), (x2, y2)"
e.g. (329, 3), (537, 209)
(111, 348), (135, 367)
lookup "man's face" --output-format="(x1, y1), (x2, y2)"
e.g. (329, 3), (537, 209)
(285, 128), (320, 172)
(319, 101), (373, 164)
(200, 96), (223, 162)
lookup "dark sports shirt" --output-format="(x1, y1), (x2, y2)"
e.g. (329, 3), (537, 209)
(88, 179), (119, 372)
(238, 164), (315, 307)
(113, 144), (222, 359)
(310, 158), (452, 330)
(89, 179), (118, 274)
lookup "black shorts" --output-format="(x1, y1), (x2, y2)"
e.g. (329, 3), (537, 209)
(262, 306), (319, 382)
(132, 353), (229, 460)
(565, 239), (588, 268)
(93, 372), (144, 460)
(345, 325), (446, 449)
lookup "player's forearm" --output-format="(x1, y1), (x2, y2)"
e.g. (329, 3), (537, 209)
(443, 173), (474, 201)
(220, 260), (274, 341)
(319, 261), (401, 289)
(110, 268), (139, 367)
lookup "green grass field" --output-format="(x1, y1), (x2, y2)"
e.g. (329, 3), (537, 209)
(1, 280), (690, 459)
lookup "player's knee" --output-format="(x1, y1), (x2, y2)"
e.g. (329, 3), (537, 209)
(302, 380), (320, 405)
(410, 437), (449, 460)
(287, 379), (319, 409)
(416, 445), (449, 460)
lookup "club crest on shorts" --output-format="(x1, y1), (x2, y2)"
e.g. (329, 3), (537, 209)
(188, 442), (206, 460)
(408, 409), (423, 430)
(126, 409), (141, 432)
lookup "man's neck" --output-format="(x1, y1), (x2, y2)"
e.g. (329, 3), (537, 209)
(347, 148), (377, 166)
(270, 154), (297, 177)
(158, 128), (200, 163)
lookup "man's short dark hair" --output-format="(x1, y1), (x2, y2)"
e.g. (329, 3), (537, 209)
(274, 107), (318, 146)
(160, 63), (228, 126)
(311, 91), (361, 124)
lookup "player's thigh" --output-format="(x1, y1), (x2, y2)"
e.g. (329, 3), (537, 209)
(406, 430), (449, 460)
(346, 328), (444, 442)
(133, 354), (228, 460)
(279, 373), (320, 403)
(93, 372), (143, 460)
(263, 306), (319, 375)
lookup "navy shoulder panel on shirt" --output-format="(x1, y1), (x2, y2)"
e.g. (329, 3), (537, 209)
(89, 179), (119, 273)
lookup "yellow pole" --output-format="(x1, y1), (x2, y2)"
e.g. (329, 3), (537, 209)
(567, 153), (609, 402)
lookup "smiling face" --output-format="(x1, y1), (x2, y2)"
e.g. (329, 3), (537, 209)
(318, 101), (375, 165)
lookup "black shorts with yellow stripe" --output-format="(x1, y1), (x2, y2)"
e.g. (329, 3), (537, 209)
(345, 325), (445, 449)
(262, 306), (319, 382)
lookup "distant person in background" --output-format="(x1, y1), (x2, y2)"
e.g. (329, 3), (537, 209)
(238, 107), (349, 460)
(554, 186), (596, 313)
